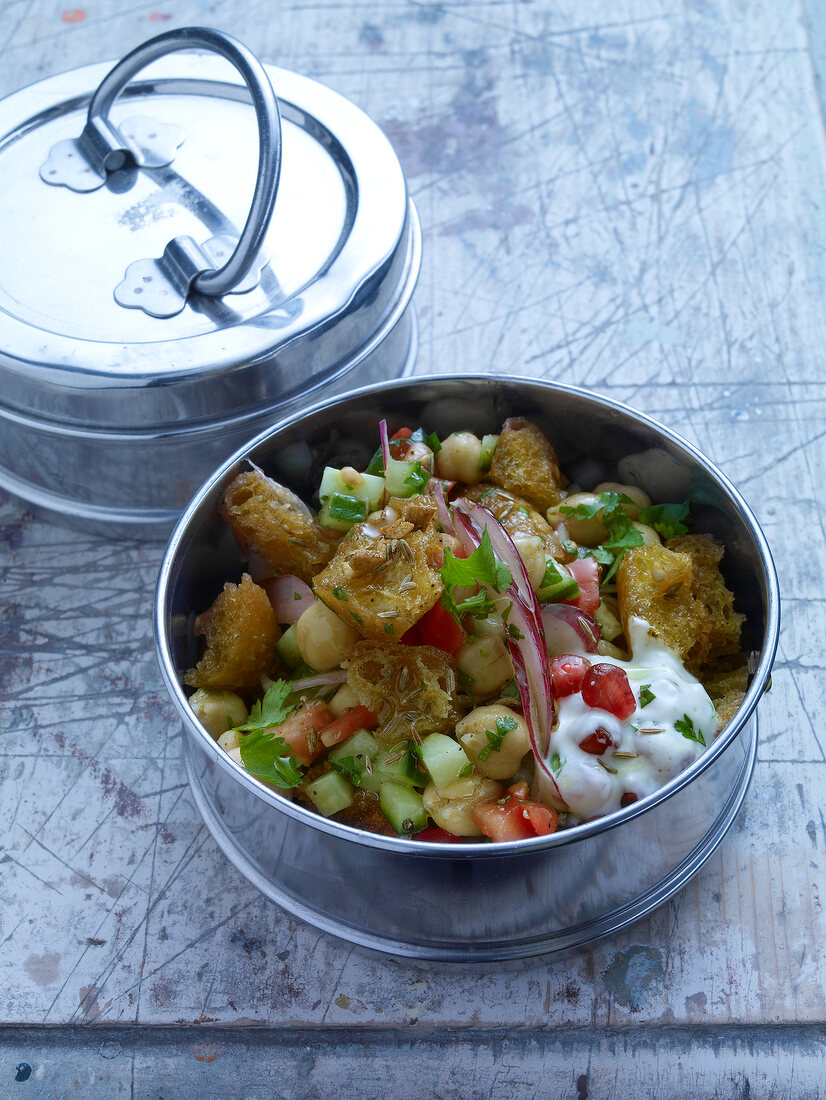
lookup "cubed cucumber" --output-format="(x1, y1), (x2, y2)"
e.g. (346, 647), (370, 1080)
(318, 492), (369, 532)
(478, 433), (499, 472)
(360, 742), (426, 793)
(304, 771), (354, 816)
(536, 557), (580, 603)
(379, 781), (428, 835)
(384, 457), (429, 498)
(420, 732), (473, 791)
(319, 466), (385, 510)
(275, 623), (303, 669)
(328, 729), (380, 784)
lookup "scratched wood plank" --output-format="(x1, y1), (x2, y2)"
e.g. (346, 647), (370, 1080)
(1, 0), (825, 1095)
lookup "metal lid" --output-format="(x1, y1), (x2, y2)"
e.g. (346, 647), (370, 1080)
(0, 27), (419, 430)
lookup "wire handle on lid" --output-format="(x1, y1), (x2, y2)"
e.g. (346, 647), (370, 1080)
(40, 26), (282, 316)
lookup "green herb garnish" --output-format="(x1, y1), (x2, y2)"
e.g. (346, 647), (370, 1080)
(331, 755), (363, 786)
(440, 529), (512, 622)
(675, 714), (706, 746)
(457, 762), (474, 778)
(332, 586), (348, 601)
(232, 679), (295, 735)
(639, 684), (656, 708)
(550, 753), (564, 776)
(638, 501), (690, 539)
(560, 492), (644, 585)
(478, 715), (518, 760)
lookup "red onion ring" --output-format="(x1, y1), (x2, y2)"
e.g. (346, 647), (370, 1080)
(262, 575), (315, 623)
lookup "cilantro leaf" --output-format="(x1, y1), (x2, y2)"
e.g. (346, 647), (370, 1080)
(232, 680), (295, 734)
(229, 680), (303, 787)
(561, 492), (645, 585)
(674, 713), (706, 747)
(550, 753), (565, 776)
(639, 684), (656, 708)
(478, 715), (518, 760)
(239, 730), (303, 787)
(638, 501), (690, 539)
(440, 528), (512, 621)
(331, 755), (363, 786)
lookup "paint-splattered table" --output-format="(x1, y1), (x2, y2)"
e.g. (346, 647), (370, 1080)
(2, 2), (824, 1097)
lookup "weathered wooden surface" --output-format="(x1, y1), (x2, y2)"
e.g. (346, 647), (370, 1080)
(1, 0), (824, 1096)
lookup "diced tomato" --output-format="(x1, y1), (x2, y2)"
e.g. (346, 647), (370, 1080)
(416, 827), (464, 843)
(578, 726), (614, 755)
(400, 624), (423, 646)
(416, 601), (465, 654)
(581, 663), (636, 720)
(548, 654), (590, 697)
(274, 701), (335, 765)
(390, 427), (414, 440)
(506, 780), (530, 800)
(564, 556), (600, 614)
(472, 793), (559, 842)
(621, 792), (639, 807)
(521, 802), (559, 835)
(319, 704), (378, 748)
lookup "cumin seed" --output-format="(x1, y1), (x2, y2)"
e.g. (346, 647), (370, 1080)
(597, 758), (618, 773)
(288, 537), (307, 547)
(377, 609), (398, 619)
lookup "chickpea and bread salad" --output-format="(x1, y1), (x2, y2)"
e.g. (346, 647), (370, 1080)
(185, 417), (748, 842)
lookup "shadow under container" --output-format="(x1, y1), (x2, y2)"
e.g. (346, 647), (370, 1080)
(155, 374), (779, 961)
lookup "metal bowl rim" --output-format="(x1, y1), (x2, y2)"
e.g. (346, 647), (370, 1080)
(155, 371), (780, 858)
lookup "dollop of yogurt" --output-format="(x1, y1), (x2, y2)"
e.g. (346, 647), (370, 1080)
(540, 616), (718, 821)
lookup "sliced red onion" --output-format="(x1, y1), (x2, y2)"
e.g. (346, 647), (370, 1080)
(379, 418), (391, 472)
(289, 670), (348, 691)
(455, 498), (536, 604)
(262, 575), (315, 623)
(453, 498), (564, 804)
(540, 604), (601, 657)
(429, 480), (455, 536)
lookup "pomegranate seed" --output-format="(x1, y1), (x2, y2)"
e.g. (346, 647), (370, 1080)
(548, 654), (590, 697)
(581, 663), (636, 720)
(621, 792), (639, 807)
(579, 726), (613, 755)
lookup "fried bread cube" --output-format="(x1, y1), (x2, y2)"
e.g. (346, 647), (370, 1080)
(185, 573), (279, 693)
(312, 497), (443, 642)
(343, 640), (461, 746)
(487, 418), (565, 512)
(221, 468), (340, 584)
(616, 543), (711, 670)
(666, 534), (744, 664)
(703, 664), (749, 730)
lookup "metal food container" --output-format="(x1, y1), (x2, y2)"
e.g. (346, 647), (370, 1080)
(155, 374), (780, 961)
(0, 28), (420, 537)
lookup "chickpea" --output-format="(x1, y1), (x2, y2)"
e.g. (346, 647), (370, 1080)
(217, 727), (243, 752)
(296, 600), (361, 671)
(547, 492), (607, 546)
(595, 481), (651, 511)
(512, 535), (546, 591)
(456, 705), (530, 780)
(470, 610), (505, 638)
(631, 521), (661, 546)
(435, 431), (484, 484)
(329, 682), (361, 717)
(455, 635), (513, 697)
(422, 776), (503, 836)
(190, 687), (248, 738)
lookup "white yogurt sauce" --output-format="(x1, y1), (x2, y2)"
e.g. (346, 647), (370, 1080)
(541, 616), (718, 821)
